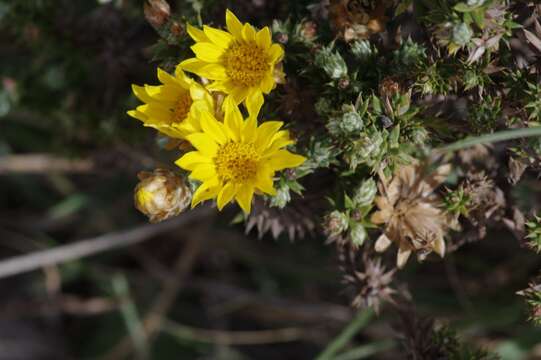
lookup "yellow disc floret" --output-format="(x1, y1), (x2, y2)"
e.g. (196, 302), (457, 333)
(171, 92), (193, 124)
(223, 43), (268, 87)
(215, 142), (259, 183)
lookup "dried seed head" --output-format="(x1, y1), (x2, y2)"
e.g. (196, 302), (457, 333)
(144, 0), (171, 28)
(134, 168), (191, 223)
(371, 163), (451, 268)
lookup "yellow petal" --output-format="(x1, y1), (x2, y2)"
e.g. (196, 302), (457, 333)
(187, 23), (209, 42)
(157, 68), (179, 86)
(203, 25), (234, 48)
(225, 9), (243, 38)
(256, 26), (271, 50)
(145, 84), (180, 101)
(180, 58), (207, 75)
(198, 63), (228, 80)
(189, 163), (217, 181)
(217, 182), (237, 210)
(255, 168), (276, 195)
(245, 90), (264, 119)
(192, 179), (220, 207)
(175, 151), (211, 170)
(200, 111), (227, 144)
(260, 72), (275, 94)
(242, 23), (256, 42)
(223, 96), (243, 141)
(131, 84), (154, 104)
(186, 133), (219, 156)
(267, 150), (306, 170)
(191, 42), (225, 63)
(236, 184), (255, 213)
(255, 121), (283, 151)
(268, 44), (284, 63)
(127, 109), (148, 122)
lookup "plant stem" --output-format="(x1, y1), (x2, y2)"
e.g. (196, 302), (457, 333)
(333, 339), (395, 360)
(437, 127), (541, 153)
(315, 308), (374, 360)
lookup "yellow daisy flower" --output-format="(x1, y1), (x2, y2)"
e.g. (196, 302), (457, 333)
(128, 65), (214, 139)
(180, 9), (285, 117)
(175, 99), (305, 214)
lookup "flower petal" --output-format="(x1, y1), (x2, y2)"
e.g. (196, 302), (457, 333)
(374, 233), (392, 252)
(187, 24), (209, 42)
(256, 26), (271, 50)
(217, 182), (237, 210)
(242, 23), (256, 42)
(191, 42), (225, 63)
(191, 179), (220, 207)
(203, 25), (234, 48)
(268, 44), (284, 63)
(198, 63), (228, 80)
(225, 9), (243, 39)
(223, 96), (243, 141)
(200, 111), (227, 144)
(396, 247), (412, 269)
(180, 58), (207, 75)
(267, 150), (306, 170)
(245, 90), (264, 119)
(189, 163), (217, 181)
(186, 133), (219, 156)
(175, 151), (211, 171)
(236, 184), (255, 213)
(255, 121), (283, 151)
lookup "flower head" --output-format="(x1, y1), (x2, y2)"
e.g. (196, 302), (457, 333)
(175, 99), (305, 214)
(134, 168), (192, 223)
(371, 163), (451, 268)
(128, 65), (214, 139)
(180, 9), (284, 116)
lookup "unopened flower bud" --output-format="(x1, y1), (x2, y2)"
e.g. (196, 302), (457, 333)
(349, 222), (367, 247)
(353, 179), (377, 207)
(315, 47), (348, 80)
(144, 0), (171, 28)
(134, 168), (191, 223)
(324, 210), (349, 238)
(300, 21), (317, 41)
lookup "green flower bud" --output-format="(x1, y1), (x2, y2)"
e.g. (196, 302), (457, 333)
(349, 222), (367, 247)
(353, 179), (377, 207)
(350, 40), (376, 62)
(315, 47), (348, 80)
(339, 111), (364, 134)
(452, 23), (473, 46)
(324, 210), (349, 238)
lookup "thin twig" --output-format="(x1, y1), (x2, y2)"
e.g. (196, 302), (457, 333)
(315, 308), (374, 360)
(0, 207), (211, 279)
(162, 319), (307, 345)
(0, 154), (94, 174)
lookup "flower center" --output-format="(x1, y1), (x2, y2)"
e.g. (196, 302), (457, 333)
(214, 142), (259, 183)
(170, 92), (193, 123)
(223, 42), (268, 87)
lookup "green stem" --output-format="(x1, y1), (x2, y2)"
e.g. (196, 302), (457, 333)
(315, 309), (374, 360)
(437, 127), (541, 153)
(333, 340), (396, 360)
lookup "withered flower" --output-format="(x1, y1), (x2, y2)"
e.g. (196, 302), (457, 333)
(134, 168), (191, 223)
(328, 0), (390, 42)
(344, 255), (396, 312)
(371, 163), (451, 268)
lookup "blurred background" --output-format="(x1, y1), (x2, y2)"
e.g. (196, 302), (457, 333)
(1, 1), (541, 359)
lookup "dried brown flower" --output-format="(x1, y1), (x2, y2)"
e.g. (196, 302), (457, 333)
(371, 163), (451, 268)
(134, 168), (191, 223)
(328, 0), (390, 42)
(343, 254), (396, 312)
(143, 0), (171, 28)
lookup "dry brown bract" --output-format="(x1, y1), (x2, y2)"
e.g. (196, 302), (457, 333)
(371, 163), (451, 268)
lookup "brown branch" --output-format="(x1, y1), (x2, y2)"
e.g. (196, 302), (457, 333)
(0, 207), (211, 279)
(0, 154), (94, 174)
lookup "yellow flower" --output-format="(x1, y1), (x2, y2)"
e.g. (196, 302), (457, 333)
(175, 99), (305, 214)
(128, 65), (214, 139)
(180, 9), (285, 117)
